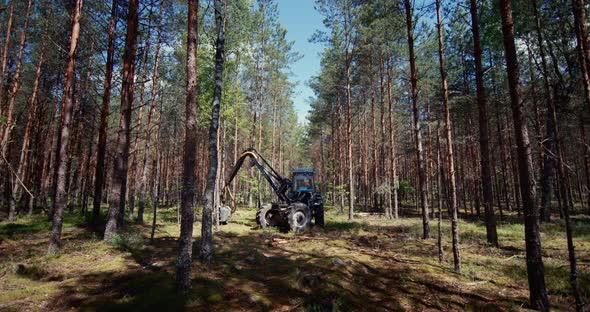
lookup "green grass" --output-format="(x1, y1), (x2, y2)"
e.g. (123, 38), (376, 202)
(0, 205), (588, 311)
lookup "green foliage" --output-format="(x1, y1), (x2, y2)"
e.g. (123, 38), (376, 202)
(108, 232), (144, 251)
(397, 180), (414, 194)
(334, 184), (349, 198)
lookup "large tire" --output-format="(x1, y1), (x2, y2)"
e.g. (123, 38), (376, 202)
(219, 205), (231, 224)
(256, 204), (273, 228)
(288, 203), (311, 233)
(314, 204), (324, 227)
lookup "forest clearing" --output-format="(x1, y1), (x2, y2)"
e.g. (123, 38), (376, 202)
(2, 0), (590, 310)
(0, 206), (588, 311)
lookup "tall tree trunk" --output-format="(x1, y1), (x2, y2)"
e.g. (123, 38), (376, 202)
(176, 0), (200, 292)
(436, 119), (444, 264)
(1, 1), (29, 214)
(42, 77), (61, 213)
(370, 74), (377, 211)
(0, 0), (14, 119)
(387, 58), (399, 218)
(137, 2), (164, 223)
(104, 0), (139, 241)
(500, 0), (549, 309)
(404, 0), (429, 238)
(9, 0), (44, 221)
(47, 0), (83, 255)
(150, 98), (163, 242)
(581, 119), (590, 215)
(346, 64), (354, 219)
(128, 9), (154, 221)
(336, 96), (344, 213)
(553, 86), (584, 311)
(470, 0), (497, 246)
(572, 0), (590, 112)
(379, 59), (391, 218)
(232, 113), (238, 198)
(531, 0), (556, 223)
(1, 0), (32, 164)
(200, 0), (225, 264)
(93, 0), (117, 224)
(436, 0), (460, 272)
(68, 42), (94, 213)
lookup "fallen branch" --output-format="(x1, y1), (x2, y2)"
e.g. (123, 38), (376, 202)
(0, 151), (34, 199)
(501, 254), (523, 261)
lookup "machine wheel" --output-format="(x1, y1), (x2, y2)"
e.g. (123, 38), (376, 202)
(288, 203), (311, 233)
(314, 204), (324, 227)
(219, 205), (232, 224)
(256, 204), (274, 228)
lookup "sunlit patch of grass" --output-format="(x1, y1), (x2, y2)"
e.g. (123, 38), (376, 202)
(0, 274), (61, 304)
(0, 216), (52, 238)
(0, 213), (91, 239)
(0, 203), (588, 310)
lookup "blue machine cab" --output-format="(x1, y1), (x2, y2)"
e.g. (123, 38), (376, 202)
(292, 168), (315, 192)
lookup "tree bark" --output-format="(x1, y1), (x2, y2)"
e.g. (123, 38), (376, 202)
(1, 0), (32, 165)
(436, 0), (460, 272)
(93, 0), (117, 224)
(200, 0), (225, 265)
(404, 0), (429, 238)
(386, 58), (399, 218)
(47, 0), (83, 254)
(8, 0), (42, 221)
(176, 0), (199, 292)
(128, 8), (155, 221)
(150, 98), (163, 243)
(530, 0), (555, 223)
(469, 0), (497, 246)
(0, 1), (14, 119)
(552, 86), (584, 311)
(572, 0), (590, 112)
(436, 119), (444, 264)
(500, 0), (549, 309)
(370, 72), (377, 211)
(104, 0), (139, 241)
(137, 2), (164, 223)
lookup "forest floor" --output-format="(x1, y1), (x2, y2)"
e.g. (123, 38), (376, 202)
(0, 205), (589, 311)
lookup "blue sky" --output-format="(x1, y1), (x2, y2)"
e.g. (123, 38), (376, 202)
(277, 0), (326, 124)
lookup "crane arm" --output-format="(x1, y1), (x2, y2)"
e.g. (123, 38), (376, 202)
(222, 148), (291, 211)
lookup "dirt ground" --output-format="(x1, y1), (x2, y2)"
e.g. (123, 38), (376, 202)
(0, 205), (588, 311)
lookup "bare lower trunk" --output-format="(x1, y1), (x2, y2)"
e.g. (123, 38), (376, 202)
(47, 0), (83, 255)
(500, 0), (549, 309)
(3, 1), (33, 219)
(10, 2), (47, 220)
(128, 11), (154, 221)
(436, 120), (444, 263)
(386, 60), (399, 218)
(150, 100), (163, 243)
(176, 0), (200, 292)
(200, 0), (225, 264)
(104, 0), (139, 241)
(436, 0), (460, 271)
(93, 0), (117, 224)
(346, 68), (354, 220)
(469, 0), (497, 246)
(0, 1), (14, 119)
(572, 0), (590, 113)
(137, 4), (163, 223)
(404, 0), (429, 238)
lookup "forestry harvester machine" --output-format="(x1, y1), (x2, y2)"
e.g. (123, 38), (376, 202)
(219, 148), (324, 232)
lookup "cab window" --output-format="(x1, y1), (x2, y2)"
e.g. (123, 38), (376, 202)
(294, 175), (314, 191)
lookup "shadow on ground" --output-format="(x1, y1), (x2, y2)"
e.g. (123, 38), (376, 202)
(37, 226), (515, 312)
